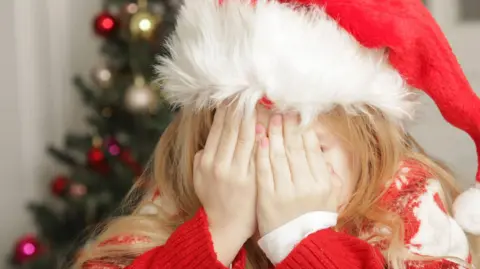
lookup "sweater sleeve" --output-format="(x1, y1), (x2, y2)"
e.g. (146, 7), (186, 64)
(272, 229), (470, 269)
(274, 228), (385, 269)
(82, 208), (246, 269)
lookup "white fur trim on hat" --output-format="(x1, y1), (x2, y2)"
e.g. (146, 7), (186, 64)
(453, 183), (480, 234)
(156, 0), (415, 122)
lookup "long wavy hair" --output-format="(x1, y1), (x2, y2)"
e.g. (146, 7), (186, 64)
(74, 106), (477, 269)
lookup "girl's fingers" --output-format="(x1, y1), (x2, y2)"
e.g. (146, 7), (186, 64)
(256, 136), (274, 192)
(302, 129), (329, 182)
(193, 150), (204, 190)
(215, 104), (242, 163)
(268, 115), (292, 189)
(256, 105), (270, 128)
(283, 113), (311, 184)
(232, 110), (256, 169)
(203, 106), (226, 164)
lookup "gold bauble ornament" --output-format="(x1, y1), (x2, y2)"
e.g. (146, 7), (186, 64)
(90, 64), (113, 88)
(125, 76), (158, 113)
(129, 11), (160, 39)
(92, 136), (103, 148)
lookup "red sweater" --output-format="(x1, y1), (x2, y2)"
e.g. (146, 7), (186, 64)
(83, 208), (384, 269)
(83, 161), (471, 269)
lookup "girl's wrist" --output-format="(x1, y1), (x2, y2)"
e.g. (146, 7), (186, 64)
(210, 225), (247, 266)
(209, 218), (252, 241)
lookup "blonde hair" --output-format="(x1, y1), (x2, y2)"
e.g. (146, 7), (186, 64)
(74, 106), (473, 269)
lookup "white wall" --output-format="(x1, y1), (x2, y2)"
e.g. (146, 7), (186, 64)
(0, 0), (27, 262)
(0, 0), (478, 267)
(0, 0), (100, 266)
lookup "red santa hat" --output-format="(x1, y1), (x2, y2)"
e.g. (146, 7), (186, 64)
(155, 0), (480, 234)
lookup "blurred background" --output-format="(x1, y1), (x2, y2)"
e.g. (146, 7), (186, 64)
(0, 0), (478, 268)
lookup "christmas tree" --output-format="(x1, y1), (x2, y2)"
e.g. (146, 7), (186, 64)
(9, 0), (179, 268)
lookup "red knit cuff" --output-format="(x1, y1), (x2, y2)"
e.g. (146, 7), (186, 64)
(231, 247), (247, 269)
(276, 229), (384, 269)
(156, 208), (246, 269)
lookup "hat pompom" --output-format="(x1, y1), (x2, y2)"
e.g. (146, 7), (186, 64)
(453, 185), (480, 235)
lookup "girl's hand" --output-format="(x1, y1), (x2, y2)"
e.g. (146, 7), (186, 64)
(255, 113), (342, 237)
(193, 104), (257, 265)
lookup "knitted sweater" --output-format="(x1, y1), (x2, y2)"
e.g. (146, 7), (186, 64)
(82, 160), (471, 269)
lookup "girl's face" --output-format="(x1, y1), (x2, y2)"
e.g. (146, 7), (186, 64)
(256, 106), (356, 206)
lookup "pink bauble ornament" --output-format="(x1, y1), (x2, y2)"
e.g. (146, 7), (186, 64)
(104, 137), (121, 156)
(70, 183), (88, 198)
(13, 235), (44, 264)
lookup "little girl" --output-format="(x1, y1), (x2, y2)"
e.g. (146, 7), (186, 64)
(77, 0), (480, 268)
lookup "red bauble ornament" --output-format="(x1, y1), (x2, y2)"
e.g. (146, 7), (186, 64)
(50, 176), (70, 196)
(13, 235), (44, 264)
(93, 11), (117, 37)
(87, 147), (109, 174)
(87, 147), (105, 164)
(120, 149), (143, 176)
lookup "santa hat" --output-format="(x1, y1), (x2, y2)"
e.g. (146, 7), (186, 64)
(155, 0), (480, 234)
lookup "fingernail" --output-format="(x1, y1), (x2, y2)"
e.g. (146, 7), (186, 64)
(255, 124), (265, 134)
(261, 137), (269, 148)
(271, 115), (282, 126)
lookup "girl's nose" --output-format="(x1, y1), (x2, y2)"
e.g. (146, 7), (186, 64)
(258, 96), (274, 110)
